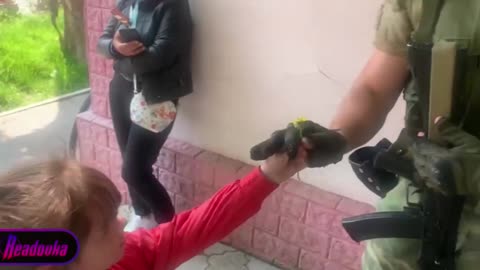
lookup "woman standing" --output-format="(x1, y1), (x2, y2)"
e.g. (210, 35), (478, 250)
(97, 0), (193, 231)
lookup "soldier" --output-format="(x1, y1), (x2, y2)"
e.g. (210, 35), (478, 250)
(252, 0), (480, 269)
(330, 0), (480, 269)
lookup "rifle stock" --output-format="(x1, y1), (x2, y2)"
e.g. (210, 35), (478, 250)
(406, 42), (432, 137)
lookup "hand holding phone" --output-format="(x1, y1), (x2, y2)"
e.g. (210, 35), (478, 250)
(119, 28), (142, 43)
(110, 7), (145, 56)
(113, 30), (145, 56)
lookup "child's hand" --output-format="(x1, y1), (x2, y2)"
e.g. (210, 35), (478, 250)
(260, 144), (309, 184)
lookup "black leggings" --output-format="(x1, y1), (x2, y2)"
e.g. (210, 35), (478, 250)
(109, 73), (175, 223)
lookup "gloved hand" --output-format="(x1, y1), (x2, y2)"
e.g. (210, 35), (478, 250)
(250, 120), (348, 168)
(412, 118), (480, 196)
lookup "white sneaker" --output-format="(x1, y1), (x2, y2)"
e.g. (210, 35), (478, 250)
(123, 213), (158, 232)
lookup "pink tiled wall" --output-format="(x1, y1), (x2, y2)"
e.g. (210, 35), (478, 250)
(84, 0), (116, 118)
(80, 0), (374, 269)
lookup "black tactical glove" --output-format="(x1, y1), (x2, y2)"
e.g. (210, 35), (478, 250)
(250, 120), (348, 168)
(412, 118), (480, 196)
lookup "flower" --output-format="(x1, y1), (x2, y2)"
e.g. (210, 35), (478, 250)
(292, 117), (308, 129)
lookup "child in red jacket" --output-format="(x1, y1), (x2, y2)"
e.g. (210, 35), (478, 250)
(0, 148), (307, 270)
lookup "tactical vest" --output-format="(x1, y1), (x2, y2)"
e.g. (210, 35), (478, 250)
(404, 0), (480, 139)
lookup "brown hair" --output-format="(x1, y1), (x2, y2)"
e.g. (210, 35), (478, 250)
(0, 159), (121, 244)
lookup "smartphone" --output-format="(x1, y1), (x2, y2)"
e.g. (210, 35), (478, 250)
(119, 28), (142, 43)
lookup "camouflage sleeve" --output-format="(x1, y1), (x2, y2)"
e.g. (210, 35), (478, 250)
(374, 0), (414, 57)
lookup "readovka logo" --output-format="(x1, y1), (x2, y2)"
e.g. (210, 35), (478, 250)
(0, 229), (79, 266)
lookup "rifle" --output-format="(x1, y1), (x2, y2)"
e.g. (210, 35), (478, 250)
(342, 39), (468, 270)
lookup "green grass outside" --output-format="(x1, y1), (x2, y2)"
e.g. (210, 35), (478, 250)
(0, 10), (89, 112)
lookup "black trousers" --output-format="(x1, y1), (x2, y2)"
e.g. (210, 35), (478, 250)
(109, 73), (175, 223)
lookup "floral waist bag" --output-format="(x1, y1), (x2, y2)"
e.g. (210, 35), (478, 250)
(128, 1), (177, 133)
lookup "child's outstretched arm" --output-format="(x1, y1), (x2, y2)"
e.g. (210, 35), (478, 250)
(112, 148), (307, 270)
(158, 167), (278, 268)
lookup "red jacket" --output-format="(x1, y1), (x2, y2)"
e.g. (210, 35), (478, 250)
(110, 167), (277, 270)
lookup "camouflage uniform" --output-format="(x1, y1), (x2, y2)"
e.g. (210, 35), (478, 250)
(364, 0), (480, 269)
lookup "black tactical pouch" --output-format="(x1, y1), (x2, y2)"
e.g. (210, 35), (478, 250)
(348, 139), (399, 198)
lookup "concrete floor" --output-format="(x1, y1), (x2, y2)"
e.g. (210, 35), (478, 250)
(118, 205), (281, 270)
(0, 94), (281, 270)
(0, 93), (88, 172)
(178, 244), (281, 270)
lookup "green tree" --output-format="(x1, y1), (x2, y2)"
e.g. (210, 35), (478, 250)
(49, 0), (86, 63)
